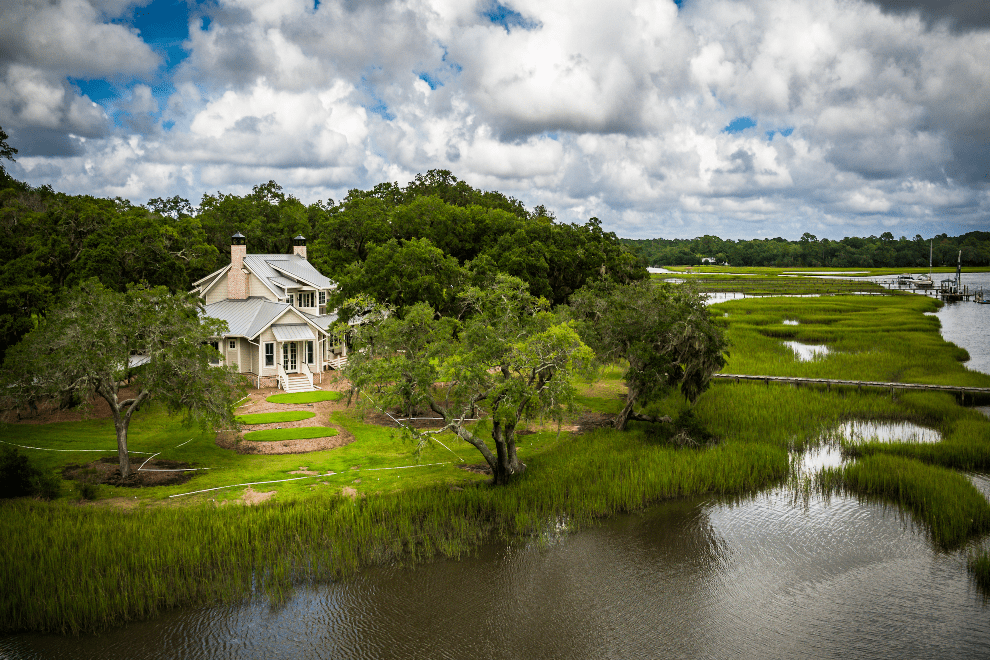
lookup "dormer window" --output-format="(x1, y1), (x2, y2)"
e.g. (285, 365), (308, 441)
(298, 292), (315, 308)
(287, 293), (294, 306)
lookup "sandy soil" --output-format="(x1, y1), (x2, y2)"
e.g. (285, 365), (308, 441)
(222, 380), (357, 455)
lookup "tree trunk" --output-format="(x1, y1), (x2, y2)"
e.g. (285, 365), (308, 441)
(492, 420), (526, 485)
(113, 413), (131, 479)
(614, 385), (639, 431)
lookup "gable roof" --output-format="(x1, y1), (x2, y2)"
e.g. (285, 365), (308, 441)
(242, 254), (335, 291)
(202, 297), (328, 340)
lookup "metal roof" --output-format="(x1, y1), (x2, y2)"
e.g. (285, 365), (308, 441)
(265, 258), (335, 289)
(192, 264), (229, 287)
(268, 275), (298, 289)
(202, 298), (330, 340)
(203, 298), (286, 337)
(242, 254), (335, 291)
(304, 312), (339, 331)
(272, 324), (316, 341)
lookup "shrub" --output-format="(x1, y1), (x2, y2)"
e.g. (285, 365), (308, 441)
(0, 446), (60, 500)
(0, 446), (37, 498)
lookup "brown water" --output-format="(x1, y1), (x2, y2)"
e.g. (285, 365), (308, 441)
(4, 483), (989, 659)
(5, 279), (989, 658)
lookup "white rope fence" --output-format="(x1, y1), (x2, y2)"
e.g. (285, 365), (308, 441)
(168, 461), (452, 498)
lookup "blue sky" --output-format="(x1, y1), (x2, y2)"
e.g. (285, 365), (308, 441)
(1, 0), (988, 240)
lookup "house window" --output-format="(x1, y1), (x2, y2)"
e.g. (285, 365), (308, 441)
(319, 291), (325, 305)
(306, 341), (314, 363)
(264, 342), (274, 366)
(229, 340), (236, 349)
(287, 293), (294, 306)
(209, 341), (221, 364)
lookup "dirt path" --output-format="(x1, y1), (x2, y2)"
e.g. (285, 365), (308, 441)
(221, 380), (357, 455)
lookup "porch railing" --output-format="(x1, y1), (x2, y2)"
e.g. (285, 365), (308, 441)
(277, 363), (288, 391)
(301, 361), (314, 389)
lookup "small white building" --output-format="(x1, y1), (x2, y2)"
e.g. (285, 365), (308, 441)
(192, 233), (345, 392)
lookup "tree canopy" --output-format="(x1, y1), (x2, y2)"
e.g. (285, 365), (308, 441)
(1, 280), (244, 478)
(570, 280), (728, 431)
(344, 275), (592, 484)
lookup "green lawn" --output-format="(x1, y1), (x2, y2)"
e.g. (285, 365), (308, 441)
(266, 391), (342, 404)
(242, 426), (339, 442)
(235, 411), (316, 425)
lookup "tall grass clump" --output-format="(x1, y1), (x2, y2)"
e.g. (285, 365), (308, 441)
(968, 551), (990, 596)
(0, 424), (788, 635)
(828, 454), (990, 549)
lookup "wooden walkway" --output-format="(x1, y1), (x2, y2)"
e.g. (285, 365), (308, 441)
(713, 373), (990, 396)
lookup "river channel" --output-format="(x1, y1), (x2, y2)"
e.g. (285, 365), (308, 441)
(3, 276), (989, 659)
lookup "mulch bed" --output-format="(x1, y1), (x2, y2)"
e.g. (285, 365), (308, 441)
(62, 456), (196, 487)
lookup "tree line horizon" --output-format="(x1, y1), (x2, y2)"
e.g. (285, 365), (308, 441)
(2, 149), (987, 359)
(622, 230), (990, 269)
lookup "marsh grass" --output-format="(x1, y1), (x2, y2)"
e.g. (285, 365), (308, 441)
(968, 551), (990, 594)
(4, 289), (990, 632)
(235, 411), (316, 425)
(821, 455), (990, 549)
(0, 426), (787, 635)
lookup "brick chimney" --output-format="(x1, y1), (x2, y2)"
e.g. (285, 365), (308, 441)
(228, 232), (247, 300)
(293, 235), (307, 260)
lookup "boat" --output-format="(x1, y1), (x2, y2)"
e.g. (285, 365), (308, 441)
(913, 240), (935, 289)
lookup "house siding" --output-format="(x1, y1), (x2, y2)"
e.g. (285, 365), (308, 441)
(249, 274), (278, 301)
(258, 328), (278, 378)
(205, 273), (230, 305)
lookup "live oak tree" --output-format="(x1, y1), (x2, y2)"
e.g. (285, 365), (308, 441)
(570, 279), (728, 431)
(1, 280), (244, 479)
(344, 275), (592, 485)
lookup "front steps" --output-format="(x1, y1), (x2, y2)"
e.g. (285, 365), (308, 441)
(283, 373), (315, 393)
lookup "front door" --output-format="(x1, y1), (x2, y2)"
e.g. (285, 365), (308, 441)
(282, 342), (298, 372)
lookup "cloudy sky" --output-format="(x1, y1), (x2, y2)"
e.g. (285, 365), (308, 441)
(1, 0), (988, 240)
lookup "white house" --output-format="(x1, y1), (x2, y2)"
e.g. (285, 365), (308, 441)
(192, 233), (346, 392)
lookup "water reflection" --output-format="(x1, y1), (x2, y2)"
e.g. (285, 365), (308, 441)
(7, 484), (990, 660)
(783, 341), (831, 361)
(831, 420), (941, 444)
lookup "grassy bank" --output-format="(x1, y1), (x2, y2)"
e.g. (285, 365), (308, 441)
(820, 455), (990, 549)
(0, 426), (788, 634)
(3, 288), (990, 633)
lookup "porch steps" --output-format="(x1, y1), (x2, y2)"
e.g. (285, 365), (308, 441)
(284, 374), (315, 393)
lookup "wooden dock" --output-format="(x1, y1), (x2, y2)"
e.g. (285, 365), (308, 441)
(713, 373), (990, 398)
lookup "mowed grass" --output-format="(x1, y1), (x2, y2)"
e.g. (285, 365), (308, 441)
(3, 290), (990, 633)
(235, 411), (315, 425)
(266, 391), (342, 404)
(242, 426), (339, 442)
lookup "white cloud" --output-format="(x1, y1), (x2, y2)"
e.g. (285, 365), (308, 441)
(2, 0), (989, 240)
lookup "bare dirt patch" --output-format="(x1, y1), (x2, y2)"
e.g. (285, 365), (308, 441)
(217, 381), (356, 455)
(241, 487), (276, 505)
(458, 463), (493, 476)
(574, 412), (616, 434)
(62, 456), (196, 488)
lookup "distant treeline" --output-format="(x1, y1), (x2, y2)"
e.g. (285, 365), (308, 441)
(0, 170), (644, 361)
(621, 232), (990, 268)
